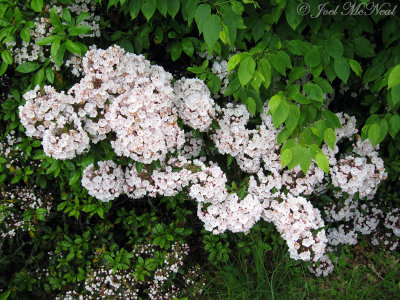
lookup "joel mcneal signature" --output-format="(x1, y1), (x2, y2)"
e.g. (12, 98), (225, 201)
(297, 2), (397, 18)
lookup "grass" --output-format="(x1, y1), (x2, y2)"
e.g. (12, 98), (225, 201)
(190, 235), (400, 300)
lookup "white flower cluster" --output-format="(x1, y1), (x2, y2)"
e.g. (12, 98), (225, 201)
(198, 193), (263, 234)
(7, 0), (101, 74)
(20, 46), (185, 161)
(211, 59), (230, 96)
(174, 78), (216, 132)
(54, 0), (101, 38)
(20, 46), (391, 264)
(82, 160), (124, 202)
(6, 17), (52, 65)
(324, 195), (384, 247)
(20, 85), (90, 159)
(0, 185), (52, 238)
(315, 193), (399, 276)
(132, 242), (204, 299)
(308, 254), (335, 277)
(385, 208), (400, 237)
(0, 130), (41, 171)
(212, 103), (281, 174)
(55, 268), (139, 300)
(318, 113), (387, 200)
(263, 194), (327, 261)
(177, 131), (204, 160)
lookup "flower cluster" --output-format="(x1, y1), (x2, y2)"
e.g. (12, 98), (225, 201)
(211, 58), (230, 96)
(53, 241), (204, 299)
(7, 0), (101, 74)
(0, 185), (52, 238)
(82, 160), (124, 202)
(310, 192), (400, 276)
(19, 46), (390, 264)
(0, 130), (41, 172)
(55, 268), (139, 300)
(174, 78), (216, 132)
(264, 194), (327, 261)
(134, 242), (204, 299)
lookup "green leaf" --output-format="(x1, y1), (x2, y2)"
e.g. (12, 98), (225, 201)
(238, 56), (255, 86)
(1, 50), (12, 65)
(363, 63), (385, 84)
(11, 174), (22, 184)
(378, 119), (388, 143)
(227, 154), (233, 167)
(62, 8), (72, 22)
(349, 59), (362, 77)
(32, 140), (41, 147)
(49, 7), (62, 30)
(323, 110), (341, 128)
(287, 143), (301, 169)
(35, 208), (47, 221)
(227, 53), (241, 72)
(299, 147), (311, 174)
(68, 25), (91, 36)
(324, 128), (336, 150)
(258, 58), (271, 89)
(287, 40), (309, 56)
(314, 153), (329, 174)
(136, 162), (144, 174)
(168, 0), (180, 19)
(303, 82), (323, 102)
(32, 150), (46, 160)
(16, 62), (41, 73)
(156, 0), (167, 16)
(130, 0), (142, 19)
(269, 94), (282, 114)
(76, 12), (91, 24)
(334, 57), (350, 84)
(252, 18), (266, 42)
(285, 0), (303, 30)
(20, 28), (30, 43)
(325, 38), (343, 59)
(368, 123), (381, 146)
(305, 47), (321, 68)
(231, 1), (244, 15)
(181, 38), (194, 57)
(142, 0), (157, 21)
(281, 148), (292, 168)
(186, 0), (199, 25)
(354, 37), (375, 58)
(270, 52), (287, 76)
(97, 207), (104, 219)
(388, 65), (400, 89)
(314, 77), (333, 93)
(34, 68), (44, 86)
(195, 4), (211, 34)
(69, 171), (80, 185)
(388, 114), (400, 138)
(272, 101), (289, 128)
(285, 104), (300, 133)
(51, 41), (60, 59)
(31, 0), (43, 12)
(54, 44), (66, 67)
(203, 14), (221, 51)
(276, 50), (291, 69)
(391, 84), (400, 109)
(36, 35), (60, 46)
(171, 42), (182, 61)
(289, 66), (306, 82)
(65, 40), (81, 55)
(245, 97), (257, 116)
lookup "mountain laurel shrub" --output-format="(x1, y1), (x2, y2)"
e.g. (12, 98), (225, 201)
(0, 0), (399, 297)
